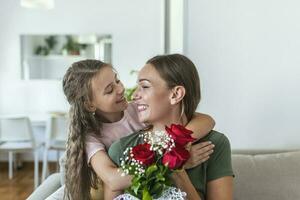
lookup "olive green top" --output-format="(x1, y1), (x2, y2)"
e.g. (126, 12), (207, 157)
(108, 130), (234, 199)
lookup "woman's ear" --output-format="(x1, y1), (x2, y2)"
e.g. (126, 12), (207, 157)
(169, 86), (186, 105)
(84, 101), (96, 112)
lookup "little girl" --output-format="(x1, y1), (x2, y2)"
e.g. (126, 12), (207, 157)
(61, 59), (215, 200)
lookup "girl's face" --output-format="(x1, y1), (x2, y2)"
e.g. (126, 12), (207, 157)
(133, 64), (173, 124)
(90, 66), (127, 121)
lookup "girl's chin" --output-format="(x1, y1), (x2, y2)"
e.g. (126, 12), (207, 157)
(117, 101), (128, 110)
(123, 101), (129, 107)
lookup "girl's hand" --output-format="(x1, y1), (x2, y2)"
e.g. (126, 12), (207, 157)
(171, 170), (202, 200)
(184, 141), (215, 169)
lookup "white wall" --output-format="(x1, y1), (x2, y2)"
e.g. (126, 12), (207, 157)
(0, 0), (164, 161)
(169, 0), (184, 53)
(186, 0), (300, 149)
(2, 0), (299, 161)
(0, 0), (164, 115)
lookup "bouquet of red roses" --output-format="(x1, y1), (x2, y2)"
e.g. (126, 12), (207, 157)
(118, 124), (195, 200)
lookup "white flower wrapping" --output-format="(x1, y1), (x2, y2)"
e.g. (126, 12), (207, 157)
(114, 186), (187, 200)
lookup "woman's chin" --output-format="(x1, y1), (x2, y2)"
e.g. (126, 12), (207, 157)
(138, 113), (150, 124)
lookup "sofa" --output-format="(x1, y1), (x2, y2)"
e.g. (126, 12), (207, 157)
(27, 149), (300, 200)
(232, 149), (300, 200)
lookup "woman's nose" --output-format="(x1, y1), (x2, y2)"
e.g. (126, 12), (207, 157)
(132, 87), (140, 101)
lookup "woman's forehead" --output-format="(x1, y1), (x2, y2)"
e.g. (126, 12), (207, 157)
(139, 64), (170, 89)
(138, 64), (161, 83)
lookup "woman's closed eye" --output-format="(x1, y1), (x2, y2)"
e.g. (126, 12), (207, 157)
(138, 80), (151, 89)
(139, 83), (150, 89)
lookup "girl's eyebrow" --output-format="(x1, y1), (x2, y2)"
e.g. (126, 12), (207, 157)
(104, 83), (113, 91)
(104, 73), (118, 91)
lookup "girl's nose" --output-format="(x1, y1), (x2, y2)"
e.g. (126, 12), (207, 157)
(117, 82), (125, 95)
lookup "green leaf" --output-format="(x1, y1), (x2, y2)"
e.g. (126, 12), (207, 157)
(125, 87), (137, 101)
(132, 182), (141, 195)
(146, 164), (158, 178)
(132, 176), (141, 184)
(151, 182), (164, 195)
(142, 188), (152, 200)
(131, 176), (146, 196)
(156, 173), (165, 182)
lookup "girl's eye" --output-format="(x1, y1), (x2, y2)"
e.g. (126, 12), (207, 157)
(141, 85), (149, 89)
(106, 87), (113, 94)
(106, 89), (113, 94)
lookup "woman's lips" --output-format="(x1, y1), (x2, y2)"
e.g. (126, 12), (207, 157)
(137, 104), (148, 112)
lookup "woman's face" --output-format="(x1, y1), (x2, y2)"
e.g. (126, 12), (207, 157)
(133, 64), (173, 124)
(90, 66), (127, 120)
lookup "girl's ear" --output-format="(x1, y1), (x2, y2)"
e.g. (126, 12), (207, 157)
(169, 86), (186, 105)
(84, 101), (96, 112)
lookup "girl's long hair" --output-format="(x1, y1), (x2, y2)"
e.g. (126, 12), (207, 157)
(62, 59), (108, 200)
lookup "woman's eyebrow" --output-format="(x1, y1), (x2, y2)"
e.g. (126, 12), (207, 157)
(138, 78), (151, 83)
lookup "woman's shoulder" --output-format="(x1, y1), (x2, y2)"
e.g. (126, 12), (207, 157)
(201, 130), (230, 148)
(108, 129), (144, 166)
(109, 130), (143, 150)
(119, 129), (144, 146)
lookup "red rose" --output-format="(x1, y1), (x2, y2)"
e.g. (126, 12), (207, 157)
(132, 143), (155, 166)
(165, 124), (195, 146)
(162, 146), (190, 169)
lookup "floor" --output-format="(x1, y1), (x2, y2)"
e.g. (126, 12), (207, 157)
(0, 162), (57, 200)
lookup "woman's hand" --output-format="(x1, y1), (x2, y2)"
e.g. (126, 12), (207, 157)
(184, 141), (215, 169)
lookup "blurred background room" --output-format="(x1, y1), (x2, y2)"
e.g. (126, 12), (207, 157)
(0, 0), (299, 199)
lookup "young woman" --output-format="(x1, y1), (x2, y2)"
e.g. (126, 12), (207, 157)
(108, 54), (234, 200)
(60, 59), (216, 200)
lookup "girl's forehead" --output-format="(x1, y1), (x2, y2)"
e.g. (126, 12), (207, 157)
(92, 67), (116, 89)
(95, 67), (115, 80)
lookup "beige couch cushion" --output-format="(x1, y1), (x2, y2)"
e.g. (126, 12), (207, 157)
(232, 151), (300, 200)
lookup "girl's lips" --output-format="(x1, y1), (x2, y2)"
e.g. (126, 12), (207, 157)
(137, 104), (148, 112)
(116, 96), (126, 103)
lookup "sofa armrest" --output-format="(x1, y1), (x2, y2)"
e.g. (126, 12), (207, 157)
(26, 173), (62, 200)
(59, 152), (66, 185)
